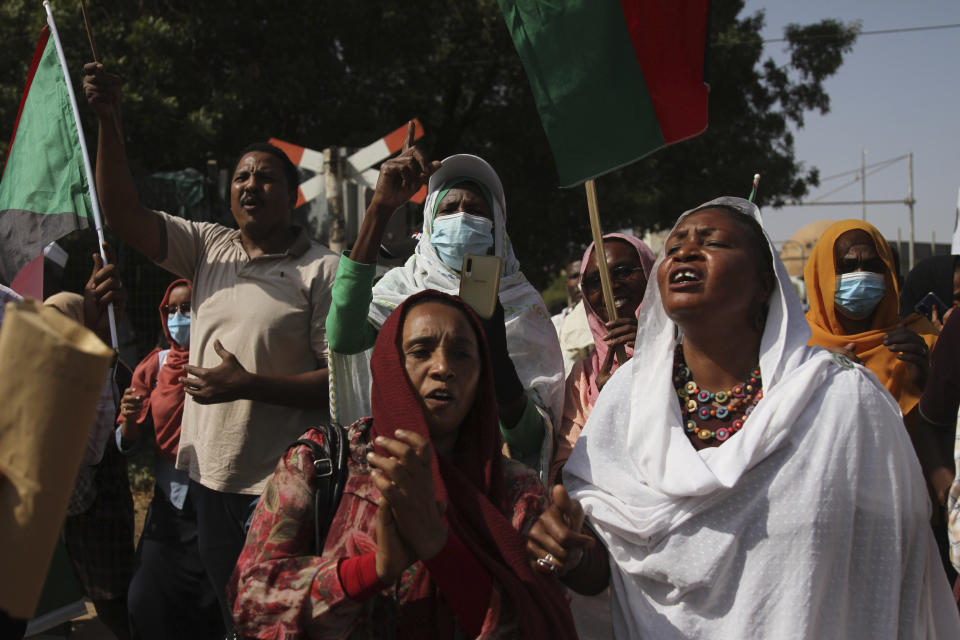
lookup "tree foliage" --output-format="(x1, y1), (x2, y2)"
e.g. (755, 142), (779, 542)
(0, 0), (858, 288)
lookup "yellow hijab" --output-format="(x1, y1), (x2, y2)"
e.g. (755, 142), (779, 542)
(804, 220), (937, 415)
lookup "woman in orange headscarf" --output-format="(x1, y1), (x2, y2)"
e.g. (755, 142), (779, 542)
(804, 220), (937, 416)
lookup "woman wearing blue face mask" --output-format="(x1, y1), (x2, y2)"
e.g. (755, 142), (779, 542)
(115, 279), (225, 639)
(804, 220), (937, 417)
(325, 123), (564, 478)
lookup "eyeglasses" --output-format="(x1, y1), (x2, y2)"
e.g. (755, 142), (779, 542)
(580, 266), (644, 293)
(163, 302), (191, 315)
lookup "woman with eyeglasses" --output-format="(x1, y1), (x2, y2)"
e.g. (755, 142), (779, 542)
(115, 280), (225, 639)
(549, 234), (655, 485)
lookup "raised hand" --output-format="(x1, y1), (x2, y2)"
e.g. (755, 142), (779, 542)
(526, 485), (595, 577)
(181, 340), (251, 404)
(83, 244), (124, 334)
(367, 430), (448, 562)
(368, 121), (442, 214)
(82, 62), (121, 120)
(119, 386), (144, 423)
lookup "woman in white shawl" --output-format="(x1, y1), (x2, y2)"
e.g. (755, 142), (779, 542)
(526, 197), (960, 638)
(325, 123), (563, 476)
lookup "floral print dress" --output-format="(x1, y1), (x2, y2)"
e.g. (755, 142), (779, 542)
(230, 418), (551, 639)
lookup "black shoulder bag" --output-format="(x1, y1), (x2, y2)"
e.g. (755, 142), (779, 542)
(288, 422), (349, 553)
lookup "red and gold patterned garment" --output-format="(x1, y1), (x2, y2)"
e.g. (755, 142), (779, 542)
(229, 418), (550, 639)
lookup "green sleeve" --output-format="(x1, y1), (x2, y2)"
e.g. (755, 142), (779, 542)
(499, 391), (545, 458)
(325, 253), (379, 354)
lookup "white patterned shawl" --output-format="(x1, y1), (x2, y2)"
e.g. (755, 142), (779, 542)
(565, 197), (960, 638)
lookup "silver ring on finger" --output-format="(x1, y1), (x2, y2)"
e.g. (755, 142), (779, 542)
(536, 552), (558, 574)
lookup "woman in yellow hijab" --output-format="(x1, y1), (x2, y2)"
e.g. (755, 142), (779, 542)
(805, 220), (937, 416)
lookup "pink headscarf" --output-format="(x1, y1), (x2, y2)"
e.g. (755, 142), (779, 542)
(579, 233), (656, 405)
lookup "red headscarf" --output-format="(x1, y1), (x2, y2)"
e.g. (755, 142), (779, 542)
(370, 289), (576, 639)
(126, 279), (191, 462)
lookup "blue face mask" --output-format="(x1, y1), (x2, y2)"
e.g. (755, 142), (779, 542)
(167, 311), (191, 347)
(834, 271), (886, 320)
(431, 212), (494, 271)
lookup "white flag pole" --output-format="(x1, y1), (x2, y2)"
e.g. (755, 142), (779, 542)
(43, 1), (118, 350)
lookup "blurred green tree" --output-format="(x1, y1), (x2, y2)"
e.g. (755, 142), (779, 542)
(0, 0), (857, 293)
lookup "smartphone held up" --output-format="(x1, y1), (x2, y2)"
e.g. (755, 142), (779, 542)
(458, 254), (502, 319)
(914, 291), (948, 321)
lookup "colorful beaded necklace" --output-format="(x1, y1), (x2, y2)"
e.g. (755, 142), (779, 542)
(672, 344), (763, 443)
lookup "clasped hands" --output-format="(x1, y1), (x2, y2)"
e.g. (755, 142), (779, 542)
(367, 430), (448, 583)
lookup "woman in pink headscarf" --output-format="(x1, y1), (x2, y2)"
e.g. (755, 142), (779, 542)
(550, 233), (655, 484)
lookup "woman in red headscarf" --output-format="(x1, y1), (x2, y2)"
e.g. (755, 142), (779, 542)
(116, 279), (225, 640)
(231, 290), (576, 639)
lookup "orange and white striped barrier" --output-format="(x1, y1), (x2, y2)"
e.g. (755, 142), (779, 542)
(270, 118), (427, 207)
(344, 119), (424, 175)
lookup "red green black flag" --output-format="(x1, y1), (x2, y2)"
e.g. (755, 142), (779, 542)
(0, 26), (91, 286)
(497, 0), (711, 186)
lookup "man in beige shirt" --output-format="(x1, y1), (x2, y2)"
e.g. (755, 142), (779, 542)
(550, 257), (595, 375)
(84, 63), (337, 633)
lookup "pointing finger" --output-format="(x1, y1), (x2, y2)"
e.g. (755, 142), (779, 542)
(407, 146), (429, 178)
(401, 120), (415, 154)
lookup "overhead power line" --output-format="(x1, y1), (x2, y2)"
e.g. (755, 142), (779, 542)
(819, 154), (909, 182)
(763, 22), (960, 43)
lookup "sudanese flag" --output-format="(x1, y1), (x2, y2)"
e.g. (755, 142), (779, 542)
(0, 26), (91, 287)
(497, 0), (711, 186)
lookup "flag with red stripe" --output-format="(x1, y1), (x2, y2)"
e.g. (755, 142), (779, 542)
(497, 0), (711, 186)
(0, 26), (91, 285)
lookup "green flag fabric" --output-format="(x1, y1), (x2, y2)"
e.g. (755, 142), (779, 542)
(0, 26), (90, 285)
(497, 0), (711, 186)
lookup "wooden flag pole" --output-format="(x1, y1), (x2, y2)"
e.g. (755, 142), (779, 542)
(77, 0), (123, 143)
(78, 0), (100, 62)
(584, 179), (627, 365)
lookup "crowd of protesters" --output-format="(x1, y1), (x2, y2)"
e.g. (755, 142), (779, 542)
(2, 57), (960, 639)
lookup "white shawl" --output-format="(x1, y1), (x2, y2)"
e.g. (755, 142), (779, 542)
(329, 155), (563, 477)
(564, 197), (960, 639)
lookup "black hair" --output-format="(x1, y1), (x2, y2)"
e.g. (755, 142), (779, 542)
(234, 142), (299, 196)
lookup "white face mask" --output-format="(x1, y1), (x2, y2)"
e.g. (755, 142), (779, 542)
(166, 311), (190, 347)
(834, 272), (886, 320)
(431, 212), (494, 271)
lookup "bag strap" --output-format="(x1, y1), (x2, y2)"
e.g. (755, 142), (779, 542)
(290, 422), (349, 553)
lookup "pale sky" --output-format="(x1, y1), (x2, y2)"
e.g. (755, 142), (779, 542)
(744, 0), (960, 259)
